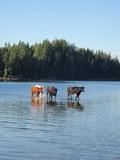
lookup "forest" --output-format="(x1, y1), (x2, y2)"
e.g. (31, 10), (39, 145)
(0, 39), (120, 81)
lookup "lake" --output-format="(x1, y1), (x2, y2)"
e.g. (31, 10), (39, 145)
(0, 81), (120, 160)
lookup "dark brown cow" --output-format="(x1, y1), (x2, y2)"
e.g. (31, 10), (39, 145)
(46, 86), (57, 99)
(67, 86), (85, 100)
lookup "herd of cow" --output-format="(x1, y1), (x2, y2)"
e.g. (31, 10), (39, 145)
(31, 85), (85, 100)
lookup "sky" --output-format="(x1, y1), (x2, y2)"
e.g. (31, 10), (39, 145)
(0, 0), (120, 58)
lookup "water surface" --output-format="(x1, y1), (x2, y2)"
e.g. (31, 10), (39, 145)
(0, 81), (120, 160)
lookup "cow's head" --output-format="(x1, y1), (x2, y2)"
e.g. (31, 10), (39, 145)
(50, 86), (57, 96)
(80, 86), (85, 92)
(41, 86), (45, 92)
(52, 87), (57, 96)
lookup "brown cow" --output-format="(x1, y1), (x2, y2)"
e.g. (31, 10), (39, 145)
(46, 86), (57, 99)
(31, 85), (45, 97)
(67, 86), (85, 100)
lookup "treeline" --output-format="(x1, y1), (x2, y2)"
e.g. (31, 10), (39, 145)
(0, 39), (120, 80)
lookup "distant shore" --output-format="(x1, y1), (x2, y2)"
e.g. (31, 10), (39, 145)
(0, 77), (24, 81)
(0, 77), (120, 82)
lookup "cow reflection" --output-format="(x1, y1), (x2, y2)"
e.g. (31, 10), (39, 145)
(67, 101), (84, 110)
(31, 97), (45, 108)
(46, 100), (57, 107)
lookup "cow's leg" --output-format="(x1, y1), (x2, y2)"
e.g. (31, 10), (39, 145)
(32, 91), (35, 97)
(47, 92), (48, 99)
(68, 91), (73, 100)
(68, 93), (72, 100)
(75, 93), (80, 101)
(49, 94), (51, 100)
(75, 96), (79, 101)
(67, 93), (69, 99)
(36, 92), (39, 97)
(51, 94), (53, 101)
(32, 93), (36, 98)
(69, 93), (72, 100)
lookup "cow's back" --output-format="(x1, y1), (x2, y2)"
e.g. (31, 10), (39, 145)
(31, 86), (40, 93)
(47, 86), (57, 96)
(67, 86), (81, 94)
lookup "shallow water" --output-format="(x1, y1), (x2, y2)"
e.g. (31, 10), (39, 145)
(0, 81), (120, 160)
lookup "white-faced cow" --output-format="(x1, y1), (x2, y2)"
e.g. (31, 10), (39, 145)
(31, 85), (45, 97)
(46, 86), (57, 99)
(67, 86), (85, 100)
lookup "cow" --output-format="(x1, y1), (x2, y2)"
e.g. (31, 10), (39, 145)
(46, 86), (57, 99)
(67, 86), (85, 100)
(31, 85), (45, 97)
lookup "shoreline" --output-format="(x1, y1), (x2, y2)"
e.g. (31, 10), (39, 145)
(0, 77), (120, 82)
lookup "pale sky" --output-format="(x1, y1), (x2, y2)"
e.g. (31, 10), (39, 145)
(0, 0), (120, 58)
